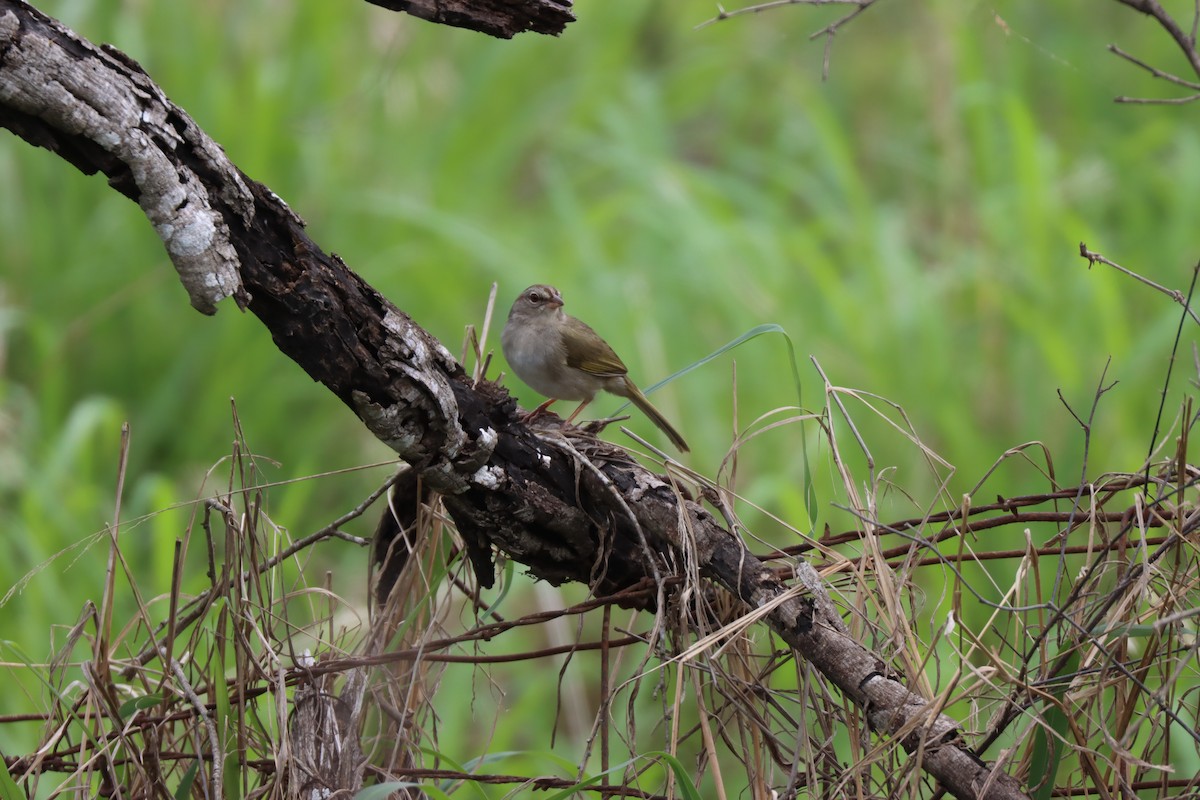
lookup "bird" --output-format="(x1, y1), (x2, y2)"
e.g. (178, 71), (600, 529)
(501, 284), (689, 453)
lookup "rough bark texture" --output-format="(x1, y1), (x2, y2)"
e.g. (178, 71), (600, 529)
(363, 0), (574, 38)
(0, 2), (1027, 798)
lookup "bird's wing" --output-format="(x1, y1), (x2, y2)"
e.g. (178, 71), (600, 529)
(561, 316), (628, 377)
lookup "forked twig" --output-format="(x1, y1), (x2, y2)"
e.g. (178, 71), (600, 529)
(1109, 0), (1200, 102)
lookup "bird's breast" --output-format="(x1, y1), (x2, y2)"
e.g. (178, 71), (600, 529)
(502, 321), (598, 401)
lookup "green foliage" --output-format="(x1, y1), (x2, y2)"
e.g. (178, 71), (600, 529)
(0, 756), (27, 800)
(3, 0), (1200, 796)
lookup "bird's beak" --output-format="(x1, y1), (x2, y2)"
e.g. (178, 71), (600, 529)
(546, 295), (563, 310)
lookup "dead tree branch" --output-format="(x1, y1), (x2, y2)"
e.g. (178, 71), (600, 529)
(363, 0), (575, 38)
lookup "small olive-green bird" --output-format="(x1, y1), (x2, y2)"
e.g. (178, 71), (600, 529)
(501, 284), (689, 452)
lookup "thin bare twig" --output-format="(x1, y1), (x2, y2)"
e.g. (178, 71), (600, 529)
(696, 0), (879, 80)
(1078, 242), (1200, 326)
(1107, 44), (1200, 90)
(697, 0), (870, 29)
(1109, 0), (1200, 101)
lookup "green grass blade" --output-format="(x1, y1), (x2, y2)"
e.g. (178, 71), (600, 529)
(0, 757), (27, 800)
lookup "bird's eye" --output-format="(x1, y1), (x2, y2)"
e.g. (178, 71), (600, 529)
(528, 291), (542, 303)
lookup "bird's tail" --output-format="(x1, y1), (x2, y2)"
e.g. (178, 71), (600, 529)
(623, 378), (689, 453)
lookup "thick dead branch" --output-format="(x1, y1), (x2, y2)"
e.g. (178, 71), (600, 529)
(0, 5), (246, 313)
(364, 0), (574, 38)
(0, 2), (1025, 798)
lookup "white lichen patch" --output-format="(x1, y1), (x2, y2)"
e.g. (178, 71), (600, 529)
(472, 465), (505, 489)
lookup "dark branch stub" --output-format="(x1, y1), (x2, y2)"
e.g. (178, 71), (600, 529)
(363, 0), (575, 38)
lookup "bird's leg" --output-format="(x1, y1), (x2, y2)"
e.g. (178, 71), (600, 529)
(564, 399), (591, 424)
(522, 398), (558, 423)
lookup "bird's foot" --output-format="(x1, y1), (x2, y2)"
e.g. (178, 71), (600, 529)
(520, 398), (558, 423)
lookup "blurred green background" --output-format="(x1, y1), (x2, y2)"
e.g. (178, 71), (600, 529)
(2, 0), (1198, 790)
